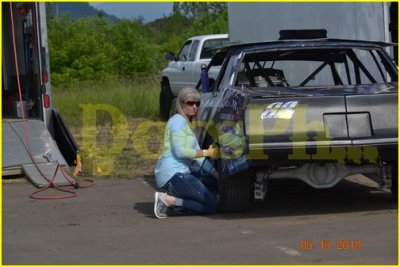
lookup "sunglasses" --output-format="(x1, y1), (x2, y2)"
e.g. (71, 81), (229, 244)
(183, 101), (201, 107)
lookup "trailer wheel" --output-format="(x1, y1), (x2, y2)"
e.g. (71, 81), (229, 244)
(391, 163), (398, 201)
(160, 82), (174, 121)
(217, 162), (253, 213)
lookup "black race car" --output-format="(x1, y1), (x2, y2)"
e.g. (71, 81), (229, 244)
(197, 30), (398, 212)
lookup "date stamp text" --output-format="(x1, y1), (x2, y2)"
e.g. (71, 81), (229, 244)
(300, 240), (361, 250)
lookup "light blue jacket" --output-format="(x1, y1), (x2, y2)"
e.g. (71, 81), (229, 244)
(154, 114), (207, 188)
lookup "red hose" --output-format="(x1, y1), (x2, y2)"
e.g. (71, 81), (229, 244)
(9, 3), (94, 200)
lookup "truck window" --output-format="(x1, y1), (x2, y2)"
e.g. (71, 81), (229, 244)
(200, 38), (230, 59)
(178, 40), (192, 61)
(188, 40), (199, 61)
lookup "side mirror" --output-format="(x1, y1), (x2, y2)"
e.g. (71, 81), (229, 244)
(165, 52), (176, 61)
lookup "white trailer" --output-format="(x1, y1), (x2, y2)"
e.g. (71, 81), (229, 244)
(228, 2), (397, 59)
(2, 2), (77, 187)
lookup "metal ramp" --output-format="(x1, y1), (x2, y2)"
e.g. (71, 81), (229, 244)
(2, 119), (75, 187)
(22, 163), (73, 188)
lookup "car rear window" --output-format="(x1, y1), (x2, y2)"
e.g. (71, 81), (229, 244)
(200, 38), (230, 59)
(235, 47), (397, 88)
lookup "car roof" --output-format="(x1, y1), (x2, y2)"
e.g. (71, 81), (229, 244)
(220, 38), (396, 54)
(188, 34), (229, 41)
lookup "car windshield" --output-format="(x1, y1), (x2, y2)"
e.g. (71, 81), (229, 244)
(234, 47), (397, 88)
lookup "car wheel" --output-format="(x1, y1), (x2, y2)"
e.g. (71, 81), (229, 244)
(160, 82), (174, 121)
(217, 160), (253, 213)
(391, 162), (398, 201)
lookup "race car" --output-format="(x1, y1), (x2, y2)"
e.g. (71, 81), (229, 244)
(197, 30), (398, 212)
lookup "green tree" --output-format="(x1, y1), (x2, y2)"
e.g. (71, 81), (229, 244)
(46, 3), (54, 20)
(173, 2), (227, 19)
(48, 16), (116, 84)
(144, 3), (228, 64)
(187, 8), (228, 36)
(47, 3), (228, 84)
(111, 19), (156, 76)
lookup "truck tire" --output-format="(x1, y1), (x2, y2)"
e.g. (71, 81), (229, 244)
(218, 166), (253, 213)
(391, 163), (398, 201)
(160, 82), (174, 121)
(169, 97), (177, 118)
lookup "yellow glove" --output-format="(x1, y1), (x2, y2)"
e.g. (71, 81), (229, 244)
(204, 145), (219, 159)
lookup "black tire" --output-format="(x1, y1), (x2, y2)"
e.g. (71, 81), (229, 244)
(218, 162), (253, 213)
(160, 82), (174, 121)
(391, 163), (398, 201)
(169, 97), (177, 118)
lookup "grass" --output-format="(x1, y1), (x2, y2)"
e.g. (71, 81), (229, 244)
(52, 76), (164, 178)
(52, 75), (161, 128)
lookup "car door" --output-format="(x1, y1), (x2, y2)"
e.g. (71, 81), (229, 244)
(168, 40), (199, 91)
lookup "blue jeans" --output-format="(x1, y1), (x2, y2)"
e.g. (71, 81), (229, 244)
(162, 172), (217, 215)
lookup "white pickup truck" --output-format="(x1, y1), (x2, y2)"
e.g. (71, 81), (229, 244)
(160, 34), (229, 120)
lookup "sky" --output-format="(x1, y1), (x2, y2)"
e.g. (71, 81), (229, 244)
(89, 2), (173, 22)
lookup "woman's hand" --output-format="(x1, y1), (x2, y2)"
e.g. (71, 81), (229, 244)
(206, 145), (219, 159)
(196, 145), (220, 159)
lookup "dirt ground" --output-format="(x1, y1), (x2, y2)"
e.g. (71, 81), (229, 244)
(68, 118), (160, 178)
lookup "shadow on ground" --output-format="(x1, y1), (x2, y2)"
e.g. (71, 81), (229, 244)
(137, 174), (397, 219)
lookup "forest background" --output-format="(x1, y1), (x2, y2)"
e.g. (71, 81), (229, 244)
(48, 2), (227, 86)
(48, 2), (228, 176)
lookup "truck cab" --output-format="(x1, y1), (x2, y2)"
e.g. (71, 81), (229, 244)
(160, 34), (229, 120)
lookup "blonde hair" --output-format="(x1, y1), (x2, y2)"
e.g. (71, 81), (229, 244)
(176, 87), (200, 117)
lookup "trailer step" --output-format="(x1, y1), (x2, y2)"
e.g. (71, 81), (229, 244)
(22, 162), (74, 188)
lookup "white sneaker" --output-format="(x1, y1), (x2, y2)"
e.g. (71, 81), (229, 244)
(154, 192), (168, 219)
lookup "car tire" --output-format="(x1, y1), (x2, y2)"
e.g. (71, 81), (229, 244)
(160, 82), (174, 121)
(391, 162), (398, 201)
(217, 161), (253, 213)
